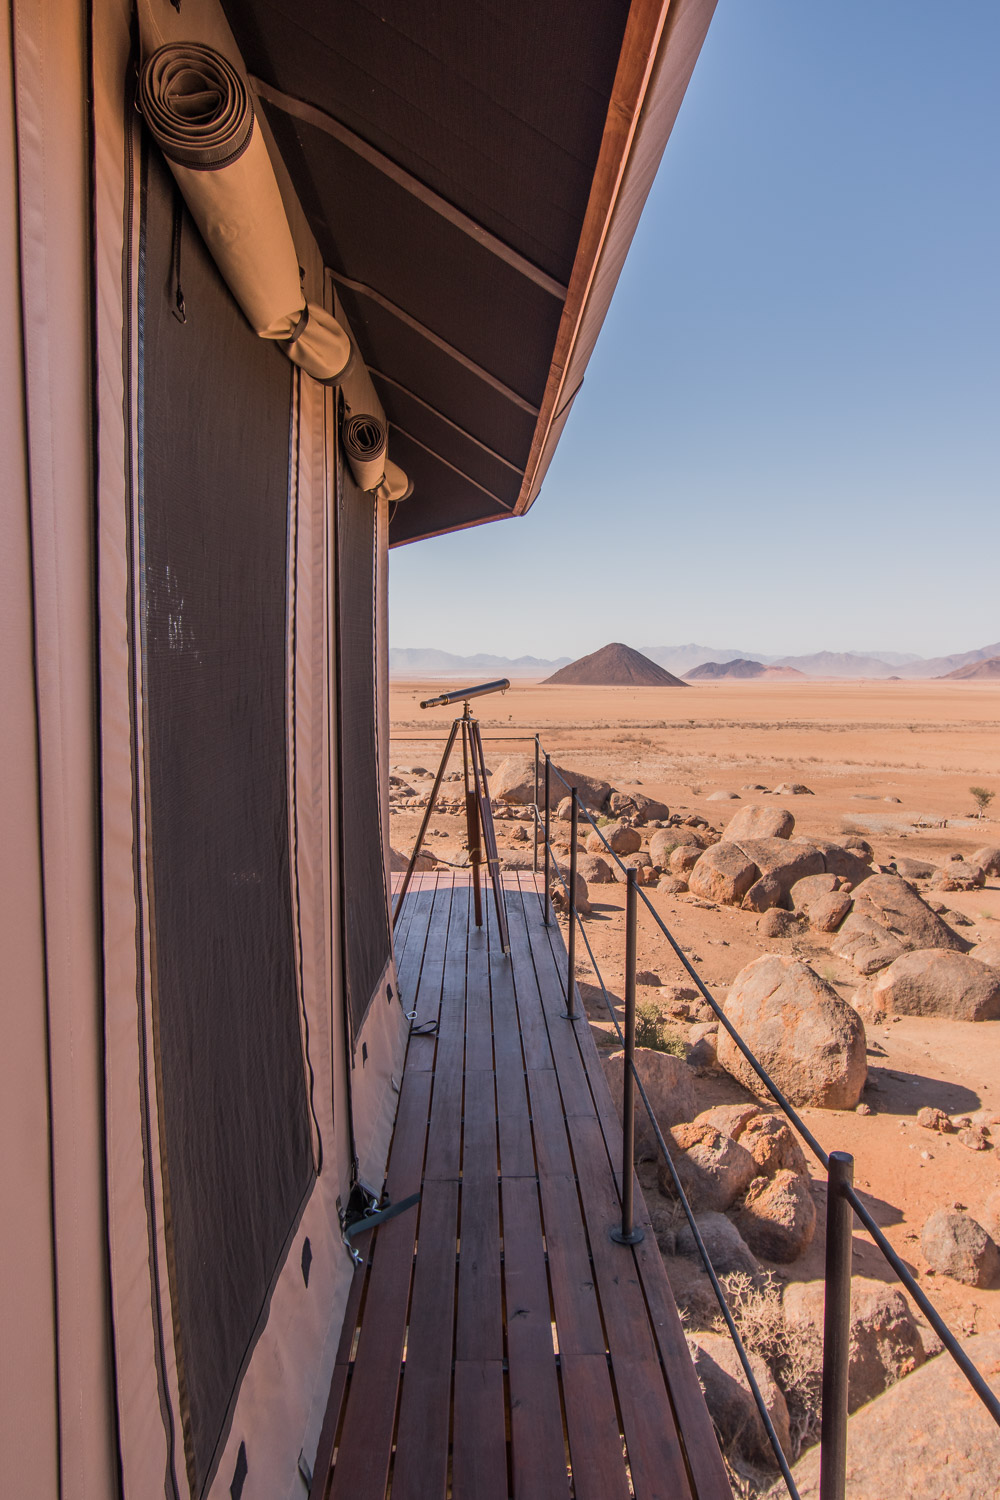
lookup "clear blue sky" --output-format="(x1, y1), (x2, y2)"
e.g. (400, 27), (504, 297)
(390, 1), (1000, 661)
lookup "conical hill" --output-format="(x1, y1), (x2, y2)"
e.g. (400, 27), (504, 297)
(542, 642), (687, 687)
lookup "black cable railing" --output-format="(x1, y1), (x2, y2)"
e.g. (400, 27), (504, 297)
(527, 739), (1000, 1500)
(535, 785), (802, 1496)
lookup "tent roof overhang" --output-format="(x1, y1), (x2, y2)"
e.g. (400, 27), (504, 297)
(222, 0), (718, 545)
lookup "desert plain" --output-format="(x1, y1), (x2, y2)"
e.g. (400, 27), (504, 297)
(389, 675), (1000, 1477)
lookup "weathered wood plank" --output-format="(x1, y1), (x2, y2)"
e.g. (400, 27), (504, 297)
(390, 1177), (460, 1500)
(560, 1353), (631, 1500)
(455, 1178), (502, 1360)
(533, 1171), (606, 1359)
(393, 875), (439, 1018)
(326, 874), (730, 1500)
(423, 880), (468, 1179)
(504, 881), (558, 1070)
(452, 1360), (507, 1500)
(409, 872), (456, 1033)
(464, 909), (494, 1073)
(564, 1111), (694, 1500)
(516, 876), (598, 1119)
(502, 1175), (571, 1499)
(487, 887), (535, 1178)
(330, 1071), (431, 1498)
(307, 1245), (370, 1500)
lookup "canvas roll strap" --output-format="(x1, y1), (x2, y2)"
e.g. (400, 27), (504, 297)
(378, 458), (413, 504)
(136, 37), (352, 382)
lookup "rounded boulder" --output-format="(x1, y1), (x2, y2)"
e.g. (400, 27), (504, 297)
(717, 955), (868, 1109)
(602, 1047), (696, 1161)
(688, 842), (759, 906)
(861, 948), (1000, 1022)
(921, 1209), (1000, 1288)
(722, 803), (795, 842)
(658, 1122), (757, 1212)
(737, 1169), (817, 1263)
(782, 1277), (925, 1412)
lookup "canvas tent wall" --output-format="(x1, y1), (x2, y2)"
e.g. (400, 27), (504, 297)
(3, 0), (406, 1495)
(1, 0), (718, 1496)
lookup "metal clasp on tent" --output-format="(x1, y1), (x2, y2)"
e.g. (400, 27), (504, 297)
(338, 1181), (421, 1267)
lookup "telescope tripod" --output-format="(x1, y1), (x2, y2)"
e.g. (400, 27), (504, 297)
(392, 702), (509, 954)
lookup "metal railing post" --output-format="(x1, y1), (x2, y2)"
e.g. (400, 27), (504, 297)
(542, 754), (552, 926)
(533, 735), (540, 873)
(611, 870), (643, 1246)
(562, 789), (579, 1019)
(820, 1151), (854, 1500)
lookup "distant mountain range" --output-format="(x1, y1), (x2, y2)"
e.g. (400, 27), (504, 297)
(939, 656), (1000, 681)
(391, 641), (1000, 680)
(684, 659), (805, 681)
(389, 647), (571, 677)
(641, 641), (1000, 679)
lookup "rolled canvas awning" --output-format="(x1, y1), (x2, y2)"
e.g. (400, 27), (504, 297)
(136, 6), (411, 498)
(138, 38), (351, 383)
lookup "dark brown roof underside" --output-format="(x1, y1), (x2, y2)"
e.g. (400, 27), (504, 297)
(222, 0), (717, 545)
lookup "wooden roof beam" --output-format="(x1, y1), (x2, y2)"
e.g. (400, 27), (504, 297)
(329, 271), (540, 417)
(251, 77), (569, 301)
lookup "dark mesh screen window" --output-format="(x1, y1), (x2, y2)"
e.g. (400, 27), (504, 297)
(139, 150), (313, 1496)
(335, 440), (392, 1041)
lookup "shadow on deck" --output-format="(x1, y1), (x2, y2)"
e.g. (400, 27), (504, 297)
(310, 871), (732, 1499)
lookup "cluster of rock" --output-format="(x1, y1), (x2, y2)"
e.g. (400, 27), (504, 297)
(392, 760), (1000, 1031)
(602, 1047), (822, 1265)
(600, 1042), (949, 1482)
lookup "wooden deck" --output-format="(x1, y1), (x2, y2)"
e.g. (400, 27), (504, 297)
(310, 871), (731, 1499)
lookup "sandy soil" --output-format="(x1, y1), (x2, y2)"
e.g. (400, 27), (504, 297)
(389, 679), (1000, 1341)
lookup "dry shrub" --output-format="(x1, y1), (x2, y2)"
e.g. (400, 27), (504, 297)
(716, 1271), (823, 1465)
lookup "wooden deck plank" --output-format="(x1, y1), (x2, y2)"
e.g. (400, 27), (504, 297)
(487, 885), (536, 1179)
(503, 882), (559, 1071)
(533, 1170), (607, 1359)
(308, 1244), (370, 1500)
(452, 1360), (507, 1500)
(392, 875), (439, 1017)
(559, 898), (733, 1496)
(408, 873), (456, 1034)
(455, 1176), (502, 1360)
(512, 875), (596, 1120)
(330, 1071), (431, 1499)
(525, 1067), (575, 1180)
(560, 1354), (632, 1500)
(501, 1175), (572, 1499)
(389, 1177), (459, 1500)
(632, 1229), (734, 1497)
(464, 914), (494, 1072)
(423, 880), (468, 1180)
(564, 1111), (695, 1500)
(316, 874), (731, 1500)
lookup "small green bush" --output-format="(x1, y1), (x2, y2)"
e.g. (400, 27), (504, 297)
(634, 1001), (686, 1056)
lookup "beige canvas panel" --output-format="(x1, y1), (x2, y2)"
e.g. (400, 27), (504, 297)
(11, 0), (119, 1493)
(92, 0), (189, 1490)
(94, 4), (367, 1491)
(322, 380), (357, 1204)
(350, 489), (408, 1187)
(0, 12), (60, 1496)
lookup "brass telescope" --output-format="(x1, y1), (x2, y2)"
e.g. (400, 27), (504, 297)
(419, 677), (510, 709)
(394, 679), (510, 951)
